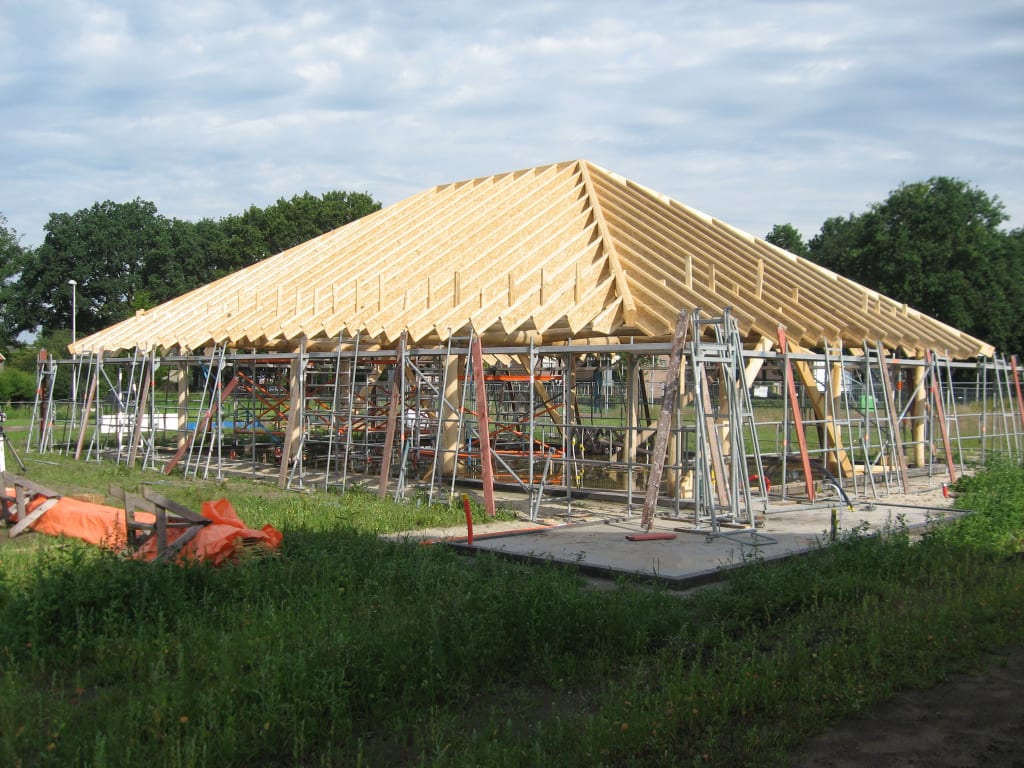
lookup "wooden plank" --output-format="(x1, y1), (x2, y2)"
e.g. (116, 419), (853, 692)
(376, 338), (404, 499)
(277, 343), (306, 488)
(15, 483), (26, 521)
(579, 161), (637, 325)
(4, 473), (64, 499)
(626, 532), (677, 541)
(1011, 355), (1024, 431)
(791, 358), (855, 478)
(470, 336), (496, 517)
(9, 497), (60, 538)
(122, 489), (155, 548)
(926, 351), (957, 484)
(74, 360), (100, 460)
(641, 309), (690, 530)
(876, 344), (910, 491)
(141, 487), (210, 524)
(127, 354), (154, 467)
(699, 364), (731, 508)
(163, 375), (240, 475)
(154, 506), (167, 555)
(154, 523), (205, 563)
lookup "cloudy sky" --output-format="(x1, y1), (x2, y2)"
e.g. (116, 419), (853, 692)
(2, 0), (1022, 248)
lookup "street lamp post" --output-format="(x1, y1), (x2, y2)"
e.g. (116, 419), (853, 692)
(68, 280), (78, 410)
(68, 279), (77, 344)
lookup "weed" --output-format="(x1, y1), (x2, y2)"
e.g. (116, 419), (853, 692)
(1, 456), (1023, 766)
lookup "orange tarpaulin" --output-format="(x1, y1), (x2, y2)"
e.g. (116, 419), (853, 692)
(16, 492), (135, 548)
(6, 489), (282, 565)
(136, 498), (283, 566)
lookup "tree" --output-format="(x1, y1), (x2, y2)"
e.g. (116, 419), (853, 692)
(11, 190), (381, 342)
(0, 213), (28, 348)
(807, 177), (1021, 356)
(214, 190), (381, 274)
(16, 199), (176, 338)
(0, 367), (36, 403)
(764, 223), (810, 259)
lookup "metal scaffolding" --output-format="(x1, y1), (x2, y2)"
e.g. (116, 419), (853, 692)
(27, 315), (1024, 529)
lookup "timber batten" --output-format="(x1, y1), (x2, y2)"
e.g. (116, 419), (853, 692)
(68, 159), (992, 359)
(44, 159), (1018, 528)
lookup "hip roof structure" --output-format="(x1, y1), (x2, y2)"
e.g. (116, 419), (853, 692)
(70, 159), (994, 359)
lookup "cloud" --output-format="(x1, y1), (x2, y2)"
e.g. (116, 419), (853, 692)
(0, 0), (1021, 248)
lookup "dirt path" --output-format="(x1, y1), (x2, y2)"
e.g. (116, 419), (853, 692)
(790, 646), (1024, 767)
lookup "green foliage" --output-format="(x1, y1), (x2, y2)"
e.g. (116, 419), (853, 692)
(15, 199), (175, 338)
(807, 177), (1022, 355)
(0, 366), (35, 402)
(0, 213), (28, 349)
(1, 459), (1023, 766)
(940, 458), (1024, 554)
(764, 222), (810, 259)
(1, 329), (74, 397)
(5, 191), (381, 340)
(200, 190), (381, 279)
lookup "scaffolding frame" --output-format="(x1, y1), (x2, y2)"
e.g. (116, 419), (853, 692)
(27, 324), (1024, 526)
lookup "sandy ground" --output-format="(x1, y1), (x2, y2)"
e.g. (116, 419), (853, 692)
(790, 646), (1024, 767)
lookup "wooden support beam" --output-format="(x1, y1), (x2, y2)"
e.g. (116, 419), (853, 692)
(470, 336), (496, 517)
(74, 357), (100, 460)
(925, 351), (957, 484)
(515, 354), (563, 424)
(641, 310), (690, 530)
(177, 361), (189, 451)
(744, 336), (773, 387)
(579, 161), (637, 326)
(1011, 355), (1024, 431)
(378, 335), (405, 498)
(2, 473), (64, 537)
(440, 353), (463, 476)
(278, 342), (306, 488)
(9, 498), (59, 538)
(164, 376), (240, 475)
(127, 354), (154, 467)
(699, 365), (731, 508)
(110, 484), (211, 561)
(912, 364), (926, 468)
(876, 344), (910, 491)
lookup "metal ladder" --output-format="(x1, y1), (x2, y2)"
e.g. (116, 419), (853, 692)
(689, 308), (767, 531)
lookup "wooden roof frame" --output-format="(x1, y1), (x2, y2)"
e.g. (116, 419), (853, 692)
(70, 160), (994, 360)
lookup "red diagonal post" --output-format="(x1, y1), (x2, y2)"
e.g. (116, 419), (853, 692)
(163, 376), (240, 474)
(925, 350), (957, 484)
(777, 326), (815, 502)
(1011, 355), (1024, 432)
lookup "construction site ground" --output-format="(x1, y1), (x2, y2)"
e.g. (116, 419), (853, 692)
(386, 474), (1024, 766)
(385, 473), (960, 590)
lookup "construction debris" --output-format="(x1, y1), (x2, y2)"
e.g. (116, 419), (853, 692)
(1, 472), (281, 565)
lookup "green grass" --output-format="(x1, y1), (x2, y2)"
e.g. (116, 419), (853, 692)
(1, 455), (1023, 767)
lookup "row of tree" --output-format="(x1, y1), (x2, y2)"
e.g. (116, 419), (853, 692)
(0, 190), (381, 347)
(1, 176), (1021, 392)
(766, 177), (1024, 358)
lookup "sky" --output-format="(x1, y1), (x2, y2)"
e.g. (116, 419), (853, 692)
(1, 0), (1022, 249)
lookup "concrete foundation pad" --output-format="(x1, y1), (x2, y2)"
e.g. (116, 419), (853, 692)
(415, 481), (963, 589)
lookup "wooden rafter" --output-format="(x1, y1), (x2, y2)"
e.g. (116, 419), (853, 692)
(69, 160), (995, 361)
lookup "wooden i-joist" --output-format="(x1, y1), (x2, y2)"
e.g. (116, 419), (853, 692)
(0, 472), (63, 538)
(108, 485), (211, 562)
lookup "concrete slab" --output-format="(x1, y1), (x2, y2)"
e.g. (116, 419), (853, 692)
(407, 480), (964, 589)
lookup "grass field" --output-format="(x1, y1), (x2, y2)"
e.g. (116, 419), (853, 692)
(1, 452), (1023, 767)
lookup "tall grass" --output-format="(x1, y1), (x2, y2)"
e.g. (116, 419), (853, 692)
(1, 456), (1023, 767)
